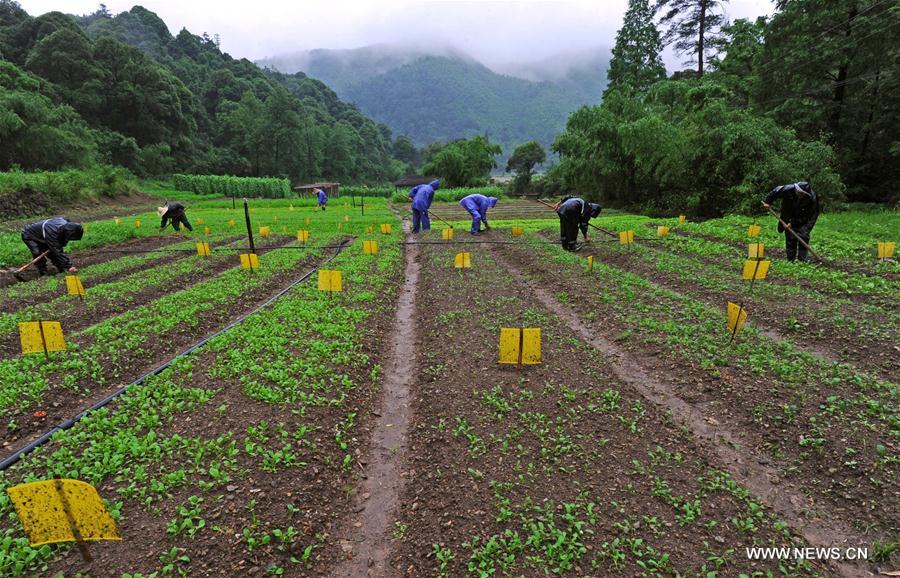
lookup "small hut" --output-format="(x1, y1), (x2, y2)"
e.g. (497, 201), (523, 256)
(392, 175), (435, 189)
(293, 182), (341, 197)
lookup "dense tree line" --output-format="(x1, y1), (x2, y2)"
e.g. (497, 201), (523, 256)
(0, 2), (411, 182)
(552, 0), (898, 214)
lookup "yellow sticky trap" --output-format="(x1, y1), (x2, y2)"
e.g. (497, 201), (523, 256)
(442, 228), (454, 240)
(678, 215), (687, 224)
(114, 218), (120, 226)
(134, 220), (141, 228)
(366, 226), (374, 233)
(748, 243), (765, 259)
(726, 302), (748, 336)
(305, 217), (311, 225)
(289, 204), (295, 212)
(240, 253), (259, 270)
(454, 252), (471, 269)
(228, 219), (235, 227)
(877, 242), (895, 259)
(204, 227), (211, 236)
(511, 227), (523, 236)
(318, 270), (343, 292)
(6, 479), (121, 547)
(196, 242), (211, 257)
(586, 255), (594, 271)
(619, 230), (634, 245)
(748, 224), (761, 237)
(742, 259), (771, 280)
(259, 226), (270, 238)
(363, 240), (379, 255)
(344, 215), (350, 222)
(297, 229), (309, 243)
(380, 223), (392, 234)
(498, 328), (542, 365)
(251, 208), (255, 214)
(19, 321), (66, 355)
(65, 275), (85, 297)
(197, 217), (204, 225)
(657, 226), (669, 237)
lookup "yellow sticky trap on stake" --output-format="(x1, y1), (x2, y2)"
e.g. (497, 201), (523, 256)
(454, 252), (471, 269)
(748, 243), (765, 259)
(344, 215), (350, 222)
(511, 226), (523, 236)
(498, 328), (542, 365)
(380, 223), (392, 234)
(134, 220), (141, 228)
(197, 217), (204, 225)
(240, 253), (259, 270)
(318, 270), (343, 293)
(259, 226), (270, 238)
(65, 275), (85, 297)
(204, 226), (211, 236)
(678, 215), (687, 224)
(19, 321), (66, 356)
(289, 204), (295, 212)
(618, 230), (634, 245)
(196, 242), (211, 257)
(741, 259), (771, 280)
(363, 240), (379, 255)
(228, 219), (235, 228)
(297, 229), (309, 243)
(657, 226), (670, 237)
(877, 242), (895, 259)
(305, 217), (311, 225)
(442, 228), (455, 240)
(726, 302), (748, 336)
(114, 218), (120, 226)
(6, 479), (121, 548)
(366, 226), (374, 233)
(748, 224), (761, 237)
(586, 255), (594, 271)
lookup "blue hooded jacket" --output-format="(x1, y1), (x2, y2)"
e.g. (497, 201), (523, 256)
(317, 189), (327, 205)
(459, 194), (498, 221)
(411, 180), (440, 211)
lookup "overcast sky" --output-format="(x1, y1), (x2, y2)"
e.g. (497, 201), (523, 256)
(18, 0), (775, 69)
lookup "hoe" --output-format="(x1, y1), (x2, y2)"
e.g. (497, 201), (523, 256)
(3, 251), (50, 282)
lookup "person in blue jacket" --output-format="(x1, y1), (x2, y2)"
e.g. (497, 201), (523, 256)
(316, 188), (328, 210)
(410, 179), (440, 234)
(459, 194), (499, 234)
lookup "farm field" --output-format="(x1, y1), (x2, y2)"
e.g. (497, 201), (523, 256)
(0, 196), (897, 577)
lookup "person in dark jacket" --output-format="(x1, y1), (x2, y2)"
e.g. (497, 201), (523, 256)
(762, 182), (820, 262)
(158, 202), (192, 232)
(20, 217), (83, 275)
(556, 196), (601, 251)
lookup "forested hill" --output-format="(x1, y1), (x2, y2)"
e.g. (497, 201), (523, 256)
(0, 3), (404, 182)
(259, 46), (609, 153)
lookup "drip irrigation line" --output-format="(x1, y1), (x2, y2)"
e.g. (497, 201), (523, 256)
(0, 238), (354, 472)
(83, 243), (351, 254)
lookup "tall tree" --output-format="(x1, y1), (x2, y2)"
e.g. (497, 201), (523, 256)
(506, 140), (546, 194)
(605, 0), (666, 97)
(656, 0), (729, 76)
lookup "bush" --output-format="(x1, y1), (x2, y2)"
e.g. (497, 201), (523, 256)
(172, 174), (291, 198)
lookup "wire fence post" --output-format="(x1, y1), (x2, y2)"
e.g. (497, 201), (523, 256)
(243, 199), (255, 255)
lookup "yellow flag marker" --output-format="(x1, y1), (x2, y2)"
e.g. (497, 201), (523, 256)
(748, 243), (764, 259)
(657, 226), (669, 237)
(363, 240), (379, 255)
(618, 230), (634, 245)
(228, 219), (235, 227)
(196, 242), (211, 257)
(877, 242), (896, 259)
(318, 270), (343, 292)
(134, 220), (141, 228)
(114, 218), (120, 225)
(511, 226), (523, 236)
(678, 215), (687, 224)
(19, 321), (66, 357)
(6, 479), (121, 552)
(65, 275), (85, 297)
(380, 223), (392, 234)
(197, 217), (204, 225)
(741, 259), (771, 280)
(297, 229), (310, 243)
(442, 228), (455, 240)
(499, 328), (541, 365)
(726, 302), (748, 337)
(454, 252), (471, 269)
(748, 224), (761, 237)
(240, 253), (259, 270)
(586, 255), (594, 271)
(259, 226), (270, 238)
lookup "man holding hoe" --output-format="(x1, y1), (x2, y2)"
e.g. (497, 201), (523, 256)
(553, 196), (602, 251)
(762, 181), (820, 262)
(158, 201), (193, 232)
(407, 179), (441, 234)
(459, 193), (499, 235)
(18, 217), (83, 278)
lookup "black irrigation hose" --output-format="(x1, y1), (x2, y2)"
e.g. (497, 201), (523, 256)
(83, 243), (351, 254)
(0, 238), (354, 472)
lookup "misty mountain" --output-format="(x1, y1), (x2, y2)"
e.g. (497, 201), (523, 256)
(259, 45), (609, 154)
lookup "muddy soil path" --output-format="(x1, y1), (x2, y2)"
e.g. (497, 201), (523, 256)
(553, 230), (899, 383)
(331, 221), (418, 577)
(493, 247), (867, 577)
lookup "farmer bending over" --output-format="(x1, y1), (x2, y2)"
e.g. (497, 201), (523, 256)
(459, 194), (499, 235)
(556, 196), (601, 251)
(158, 201), (193, 232)
(317, 188), (328, 211)
(410, 179), (440, 234)
(762, 182), (819, 262)
(20, 217), (83, 275)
